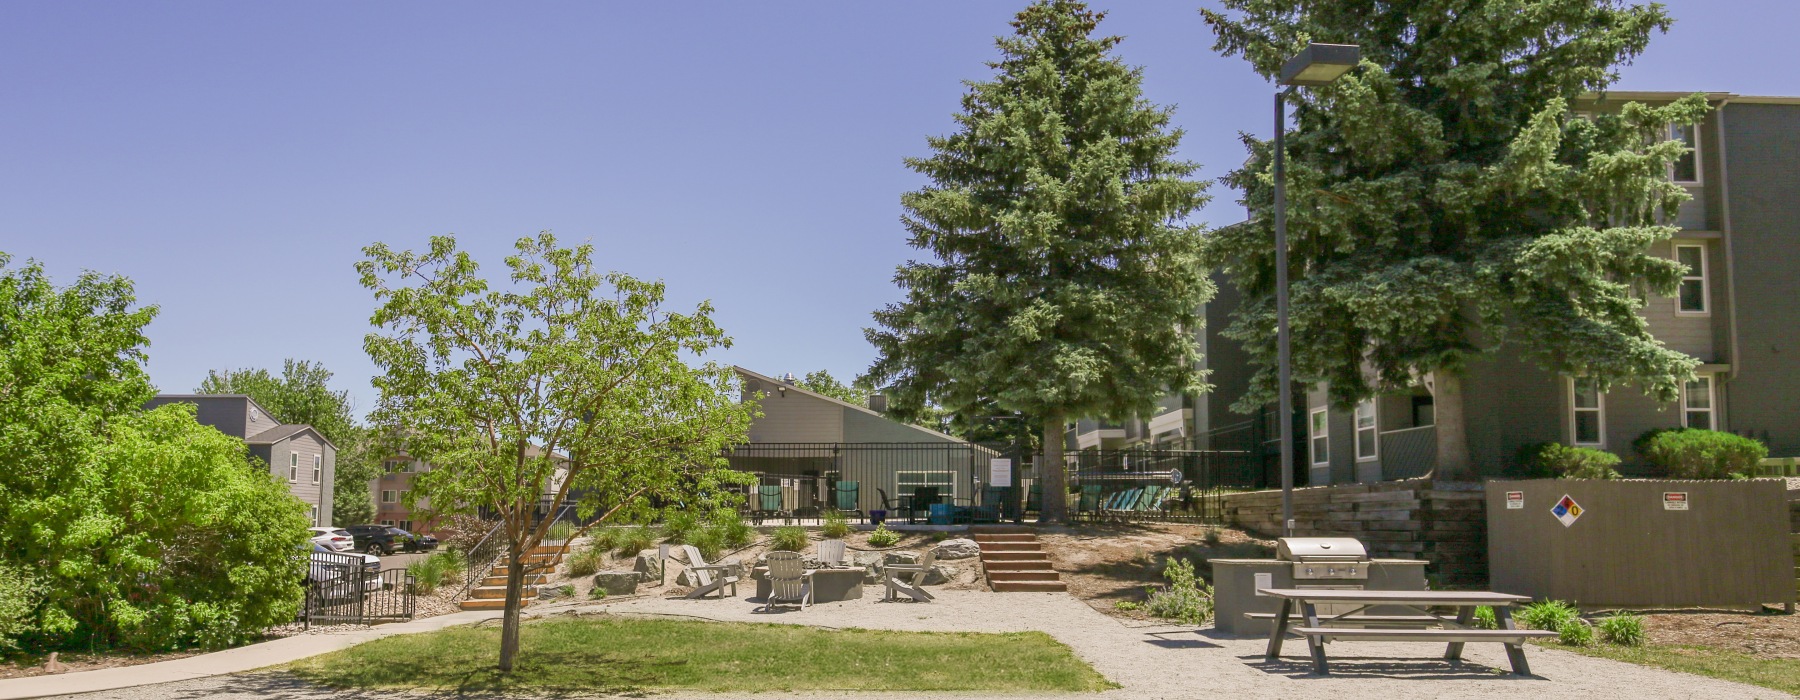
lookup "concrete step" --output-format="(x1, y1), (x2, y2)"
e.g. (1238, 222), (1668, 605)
(973, 534), (1036, 544)
(458, 598), (531, 611)
(991, 580), (1067, 593)
(988, 570), (1063, 582)
(980, 551), (1050, 562)
(978, 542), (1042, 552)
(981, 559), (1055, 571)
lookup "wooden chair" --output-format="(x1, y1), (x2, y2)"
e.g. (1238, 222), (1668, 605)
(680, 544), (741, 599)
(883, 549), (937, 603)
(815, 539), (848, 568)
(760, 551), (814, 611)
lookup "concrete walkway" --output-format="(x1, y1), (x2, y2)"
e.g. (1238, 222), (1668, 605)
(0, 610), (500, 700)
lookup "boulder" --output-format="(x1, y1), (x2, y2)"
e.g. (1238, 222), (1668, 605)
(883, 551), (919, 567)
(922, 563), (960, 586)
(932, 538), (981, 560)
(633, 551), (662, 581)
(593, 571), (641, 596)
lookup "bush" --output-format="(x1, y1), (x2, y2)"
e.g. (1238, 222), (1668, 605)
(867, 524), (901, 548)
(1558, 618), (1594, 646)
(1598, 613), (1646, 646)
(713, 514), (755, 549)
(821, 510), (851, 539)
(689, 526), (726, 561)
(660, 512), (701, 545)
(589, 587), (607, 600)
(1521, 443), (1622, 480)
(1636, 428), (1768, 479)
(1471, 605), (1497, 630)
(434, 514), (500, 553)
(432, 549), (467, 585)
(408, 557), (446, 595)
(770, 526), (809, 552)
(0, 565), (41, 653)
(1142, 558), (1213, 626)
(566, 544), (604, 578)
(1519, 600), (1581, 631)
(546, 520), (574, 542)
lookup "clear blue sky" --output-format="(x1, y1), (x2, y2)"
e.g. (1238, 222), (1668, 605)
(2, 1), (1792, 415)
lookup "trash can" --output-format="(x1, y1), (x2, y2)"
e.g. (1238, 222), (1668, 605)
(928, 503), (953, 525)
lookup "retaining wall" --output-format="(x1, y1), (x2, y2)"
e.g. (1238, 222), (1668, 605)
(1219, 479), (1487, 586)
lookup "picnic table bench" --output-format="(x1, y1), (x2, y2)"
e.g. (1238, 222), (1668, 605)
(1258, 588), (1554, 676)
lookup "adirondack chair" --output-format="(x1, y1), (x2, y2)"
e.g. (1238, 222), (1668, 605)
(832, 481), (864, 523)
(760, 551), (814, 611)
(753, 484), (788, 525)
(883, 548), (937, 603)
(680, 544), (741, 599)
(815, 539), (848, 568)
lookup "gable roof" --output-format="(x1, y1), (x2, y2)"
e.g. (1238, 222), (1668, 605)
(246, 423), (337, 449)
(733, 366), (976, 445)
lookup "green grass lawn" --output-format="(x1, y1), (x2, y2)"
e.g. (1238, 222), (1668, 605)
(289, 616), (1115, 694)
(1537, 640), (1800, 696)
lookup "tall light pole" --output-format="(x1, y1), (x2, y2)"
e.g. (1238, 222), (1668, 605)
(1273, 43), (1360, 538)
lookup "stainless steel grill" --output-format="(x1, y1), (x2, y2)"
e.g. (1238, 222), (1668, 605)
(1276, 537), (1370, 581)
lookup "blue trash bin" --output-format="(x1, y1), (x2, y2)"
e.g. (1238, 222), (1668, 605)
(928, 503), (953, 525)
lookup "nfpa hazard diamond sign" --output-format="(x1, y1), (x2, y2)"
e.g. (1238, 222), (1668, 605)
(1551, 494), (1584, 527)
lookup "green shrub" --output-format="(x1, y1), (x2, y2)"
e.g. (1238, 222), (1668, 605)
(1558, 618), (1594, 646)
(1598, 612), (1646, 646)
(1471, 605), (1497, 630)
(565, 545), (604, 578)
(614, 525), (657, 557)
(1113, 600), (1140, 611)
(771, 526), (809, 552)
(546, 520), (575, 542)
(1142, 558), (1213, 626)
(407, 557), (446, 595)
(1519, 600), (1581, 631)
(821, 510), (851, 539)
(689, 527), (726, 560)
(714, 515), (755, 549)
(0, 565), (38, 653)
(589, 587), (607, 600)
(1522, 443), (1622, 480)
(660, 511), (702, 544)
(431, 549), (467, 585)
(1636, 428), (1768, 479)
(867, 524), (901, 548)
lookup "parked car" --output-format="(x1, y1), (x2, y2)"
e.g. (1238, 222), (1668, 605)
(344, 524), (438, 554)
(308, 526), (355, 552)
(304, 542), (382, 600)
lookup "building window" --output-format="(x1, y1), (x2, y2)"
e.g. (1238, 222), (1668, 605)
(1682, 375), (1715, 430)
(1354, 400), (1378, 461)
(1570, 377), (1606, 446)
(399, 520), (413, 532)
(380, 519), (394, 527)
(895, 471), (957, 500)
(1675, 244), (1708, 314)
(1668, 122), (1700, 184)
(1309, 408), (1329, 466)
(288, 452), (299, 482)
(381, 490), (397, 504)
(312, 454), (322, 484)
(309, 505), (319, 526)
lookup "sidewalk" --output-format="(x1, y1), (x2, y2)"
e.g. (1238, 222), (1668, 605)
(0, 611), (500, 700)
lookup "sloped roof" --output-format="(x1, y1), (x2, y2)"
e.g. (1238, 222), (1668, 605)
(733, 366), (984, 447)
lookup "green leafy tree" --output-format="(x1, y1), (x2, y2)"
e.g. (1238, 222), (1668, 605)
(795, 369), (870, 406)
(358, 233), (755, 672)
(864, 0), (1211, 521)
(197, 360), (379, 525)
(0, 255), (307, 652)
(1201, 1), (1702, 479)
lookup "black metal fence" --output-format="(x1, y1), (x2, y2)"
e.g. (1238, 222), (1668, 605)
(302, 551), (415, 627)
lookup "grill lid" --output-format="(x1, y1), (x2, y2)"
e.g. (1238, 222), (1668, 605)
(1276, 537), (1368, 562)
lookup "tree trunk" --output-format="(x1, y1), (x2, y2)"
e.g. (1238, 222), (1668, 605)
(1430, 370), (1478, 481)
(497, 542), (524, 672)
(1037, 412), (1068, 524)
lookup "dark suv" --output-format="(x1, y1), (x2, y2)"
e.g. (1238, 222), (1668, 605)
(345, 525), (439, 555)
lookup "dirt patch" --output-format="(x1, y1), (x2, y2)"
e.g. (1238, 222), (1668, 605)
(1037, 522), (1275, 621)
(0, 649), (208, 680)
(1638, 609), (1800, 659)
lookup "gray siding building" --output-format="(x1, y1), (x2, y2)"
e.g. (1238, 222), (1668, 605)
(145, 394), (337, 525)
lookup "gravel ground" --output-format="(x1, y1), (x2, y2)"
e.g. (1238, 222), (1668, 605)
(42, 588), (1787, 700)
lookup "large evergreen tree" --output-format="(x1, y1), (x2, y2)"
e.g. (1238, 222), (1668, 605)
(865, 0), (1211, 522)
(1201, 1), (1704, 479)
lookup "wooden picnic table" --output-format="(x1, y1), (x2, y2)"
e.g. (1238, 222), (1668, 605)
(1257, 588), (1553, 676)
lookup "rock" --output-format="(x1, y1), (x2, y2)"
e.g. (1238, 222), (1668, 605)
(923, 563), (960, 586)
(675, 568), (697, 587)
(883, 551), (919, 567)
(42, 652), (68, 674)
(932, 538), (980, 560)
(633, 551), (662, 581)
(593, 571), (641, 596)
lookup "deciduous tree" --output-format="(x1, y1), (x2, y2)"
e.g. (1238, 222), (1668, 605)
(358, 233), (754, 672)
(1201, 0), (1702, 479)
(865, 0), (1211, 521)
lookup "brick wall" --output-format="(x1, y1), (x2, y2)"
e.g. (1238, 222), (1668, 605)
(1220, 479), (1488, 586)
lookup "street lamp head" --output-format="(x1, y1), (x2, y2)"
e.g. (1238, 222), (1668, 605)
(1278, 43), (1361, 87)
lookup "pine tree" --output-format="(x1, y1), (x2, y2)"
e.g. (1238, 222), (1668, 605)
(865, 0), (1210, 521)
(1201, 1), (1705, 479)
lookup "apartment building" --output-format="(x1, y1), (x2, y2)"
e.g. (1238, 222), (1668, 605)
(144, 394), (337, 525)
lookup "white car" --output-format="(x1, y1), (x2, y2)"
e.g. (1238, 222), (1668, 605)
(308, 526), (355, 552)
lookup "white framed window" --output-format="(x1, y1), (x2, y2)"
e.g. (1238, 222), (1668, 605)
(1674, 244), (1709, 314)
(1354, 400), (1378, 461)
(1569, 377), (1606, 446)
(381, 490), (397, 503)
(1309, 408), (1330, 466)
(895, 471), (957, 501)
(1682, 375), (1715, 430)
(380, 519), (394, 527)
(311, 454), (322, 484)
(309, 505), (319, 526)
(288, 452), (299, 482)
(399, 520), (413, 532)
(1668, 122), (1701, 184)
